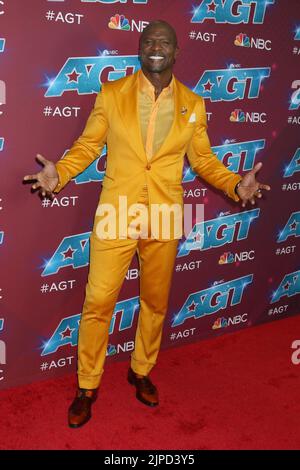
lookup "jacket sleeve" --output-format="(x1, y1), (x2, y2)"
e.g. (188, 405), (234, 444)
(53, 87), (108, 193)
(186, 98), (241, 202)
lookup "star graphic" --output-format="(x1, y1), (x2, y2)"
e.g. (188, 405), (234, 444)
(207, 0), (217, 13)
(289, 221), (299, 231)
(60, 326), (75, 339)
(66, 69), (81, 83)
(193, 233), (202, 243)
(62, 246), (76, 260)
(283, 282), (291, 291)
(188, 301), (198, 312)
(203, 80), (213, 92)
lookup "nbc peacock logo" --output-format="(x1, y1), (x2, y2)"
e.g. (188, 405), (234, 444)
(218, 252), (235, 264)
(108, 14), (130, 31)
(234, 33), (250, 48)
(212, 317), (228, 330)
(230, 109), (245, 123)
(106, 344), (117, 356)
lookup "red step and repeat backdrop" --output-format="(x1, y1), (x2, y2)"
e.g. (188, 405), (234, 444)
(0, 0), (299, 389)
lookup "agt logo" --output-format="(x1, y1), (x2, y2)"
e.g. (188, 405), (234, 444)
(218, 250), (255, 264)
(271, 270), (300, 304)
(108, 14), (149, 32)
(289, 80), (300, 111)
(45, 55), (140, 97)
(277, 212), (300, 243)
(183, 139), (266, 182)
(295, 27), (300, 40)
(230, 109), (267, 123)
(284, 148), (300, 178)
(172, 274), (253, 327)
(41, 232), (90, 276)
(0, 137), (4, 151)
(177, 209), (260, 258)
(193, 67), (271, 102)
(212, 313), (248, 329)
(41, 296), (140, 356)
(74, 147), (107, 184)
(191, 0), (275, 24)
(0, 231), (4, 245)
(234, 33), (271, 50)
(0, 38), (5, 52)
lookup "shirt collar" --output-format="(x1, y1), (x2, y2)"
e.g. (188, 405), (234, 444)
(138, 69), (174, 99)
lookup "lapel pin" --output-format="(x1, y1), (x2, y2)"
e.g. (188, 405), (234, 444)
(181, 107), (188, 115)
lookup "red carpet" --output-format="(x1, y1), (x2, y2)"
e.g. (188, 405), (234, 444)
(0, 315), (299, 450)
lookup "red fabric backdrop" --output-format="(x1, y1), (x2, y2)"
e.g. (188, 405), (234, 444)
(0, 0), (299, 389)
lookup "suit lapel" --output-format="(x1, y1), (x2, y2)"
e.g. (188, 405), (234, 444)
(115, 72), (147, 163)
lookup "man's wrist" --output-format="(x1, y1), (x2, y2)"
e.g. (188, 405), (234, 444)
(234, 181), (241, 195)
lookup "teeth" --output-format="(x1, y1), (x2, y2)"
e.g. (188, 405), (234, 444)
(149, 56), (164, 60)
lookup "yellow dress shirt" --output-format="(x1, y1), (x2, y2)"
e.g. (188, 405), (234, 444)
(138, 70), (174, 161)
(138, 70), (175, 200)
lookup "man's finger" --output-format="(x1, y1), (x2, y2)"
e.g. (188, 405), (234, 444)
(251, 162), (263, 175)
(32, 182), (41, 190)
(259, 183), (271, 191)
(36, 154), (48, 165)
(23, 174), (38, 181)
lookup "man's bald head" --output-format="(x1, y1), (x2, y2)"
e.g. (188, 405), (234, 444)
(139, 20), (178, 48)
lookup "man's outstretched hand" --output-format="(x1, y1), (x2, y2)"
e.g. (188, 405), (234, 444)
(23, 154), (59, 198)
(237, 162), (270, 208)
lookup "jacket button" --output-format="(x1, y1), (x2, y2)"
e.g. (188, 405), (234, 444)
(146, 163), (151, 170)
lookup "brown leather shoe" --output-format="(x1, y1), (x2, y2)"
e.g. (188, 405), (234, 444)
(68, 388), (98, 428)
(127, 367), (159, 407)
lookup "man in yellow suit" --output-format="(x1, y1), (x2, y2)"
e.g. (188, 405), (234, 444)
(24, 21), (270, 428)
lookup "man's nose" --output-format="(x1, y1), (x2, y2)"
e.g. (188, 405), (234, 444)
(151, 41), (162, 52)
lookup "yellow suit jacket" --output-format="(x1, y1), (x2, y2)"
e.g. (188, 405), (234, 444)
(54, 71), (241, 241)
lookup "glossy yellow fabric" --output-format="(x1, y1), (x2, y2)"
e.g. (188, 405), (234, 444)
(53, 72), (242, 387)
(78, 233), (179, 388)
(54, 71), (241, 241)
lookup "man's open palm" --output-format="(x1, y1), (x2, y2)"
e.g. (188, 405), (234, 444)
(237, 162), (271, 207)
(23, 154), (59, 198)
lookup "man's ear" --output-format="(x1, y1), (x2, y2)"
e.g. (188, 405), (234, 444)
(174, 46), (179, 60)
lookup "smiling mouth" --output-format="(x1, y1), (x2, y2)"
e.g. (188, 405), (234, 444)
(148, 56), (165, 60)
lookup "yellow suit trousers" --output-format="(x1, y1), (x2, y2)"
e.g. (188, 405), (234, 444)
(77, 189), (178, 389)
